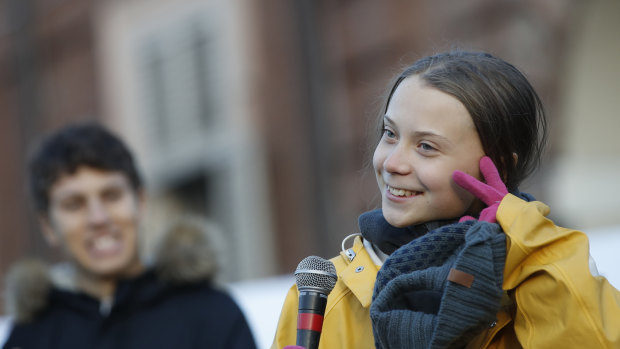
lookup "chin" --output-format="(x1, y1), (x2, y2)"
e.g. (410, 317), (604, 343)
(383, 211), (421, 228)
(86, 258), (141, 278)
(88, 265), (127, 278)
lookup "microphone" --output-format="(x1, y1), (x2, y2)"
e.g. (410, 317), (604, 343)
(292, 256), (338, 349)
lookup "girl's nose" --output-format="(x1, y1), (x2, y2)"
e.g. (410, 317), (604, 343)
(383, 145), (412, 175)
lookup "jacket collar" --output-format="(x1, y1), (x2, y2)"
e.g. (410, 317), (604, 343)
(4, 218), (218, 323)
(338, 235), (379, 308)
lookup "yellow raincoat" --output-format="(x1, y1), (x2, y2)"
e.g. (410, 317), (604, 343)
(271, 195), (620, 348)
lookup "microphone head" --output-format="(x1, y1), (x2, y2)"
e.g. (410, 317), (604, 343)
(294, 256), (338, 294)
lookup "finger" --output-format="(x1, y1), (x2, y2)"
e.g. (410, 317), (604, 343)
(452, 170), (497, 204)
(459, 215), (476, 223)
(479, 156), (502, 187)
(479, 156), (507, 192)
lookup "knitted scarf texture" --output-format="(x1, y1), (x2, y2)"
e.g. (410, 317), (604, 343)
(365, 215), (507, 349)
(359, 209), (456, 255)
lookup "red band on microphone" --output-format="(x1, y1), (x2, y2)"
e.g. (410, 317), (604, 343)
(297, 313), (324, 332)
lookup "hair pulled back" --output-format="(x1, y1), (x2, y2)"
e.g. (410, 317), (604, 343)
(377, 50), (547, 191)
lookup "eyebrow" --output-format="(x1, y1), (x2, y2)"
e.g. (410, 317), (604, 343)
(383, 115), (454, 145)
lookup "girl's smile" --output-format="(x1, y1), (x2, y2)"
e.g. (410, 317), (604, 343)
(386, 185), (421, 198)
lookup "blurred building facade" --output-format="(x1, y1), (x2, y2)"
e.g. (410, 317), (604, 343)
(1, 0), (619, 306)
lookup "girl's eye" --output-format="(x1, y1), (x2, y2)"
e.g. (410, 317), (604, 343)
(419, 142), (436, 152)
(383, 128), (396, 139)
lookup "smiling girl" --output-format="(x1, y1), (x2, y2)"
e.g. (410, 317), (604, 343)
(272, 50), (620, 348)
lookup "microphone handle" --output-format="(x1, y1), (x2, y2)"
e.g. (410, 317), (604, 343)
(296, 330), (319, 349)
(296, 290), (328, 349)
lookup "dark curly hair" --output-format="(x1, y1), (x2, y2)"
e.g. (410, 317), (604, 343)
(28, 122), (143, 214)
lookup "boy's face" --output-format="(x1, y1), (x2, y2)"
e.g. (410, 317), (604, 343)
(373, 75), (485, 227)
(41, 166), (144, 279)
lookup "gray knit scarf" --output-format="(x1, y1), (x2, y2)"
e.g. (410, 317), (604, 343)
(359, 209), (456, 255)
(370, 219), (506, 349)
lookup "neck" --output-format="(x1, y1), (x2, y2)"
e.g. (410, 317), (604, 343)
(74, 264), (144, 301)
(358, 209), (459, 255)
(75, 271), (117, 300)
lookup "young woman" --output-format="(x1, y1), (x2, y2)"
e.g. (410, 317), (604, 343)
(272, 50), (620, 348)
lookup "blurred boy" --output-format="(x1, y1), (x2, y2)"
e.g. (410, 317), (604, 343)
(2, 123), (256, 349)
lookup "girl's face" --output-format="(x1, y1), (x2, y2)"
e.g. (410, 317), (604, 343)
(373, 75), (485, 227)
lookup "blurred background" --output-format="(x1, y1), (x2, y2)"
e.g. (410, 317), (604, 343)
(0, 0), (619, 347)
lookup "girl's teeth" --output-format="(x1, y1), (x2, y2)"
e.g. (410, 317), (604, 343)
(389, 186), (414, 197)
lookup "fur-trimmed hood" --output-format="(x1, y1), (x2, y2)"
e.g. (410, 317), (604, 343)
(4, 217), (219, 323)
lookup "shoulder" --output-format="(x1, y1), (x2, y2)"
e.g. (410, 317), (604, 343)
(3, 259), (52, 324)
(2, 294), (94, 349)
(152, 218), (219, 284)
(497, 193), (550, 225)
(279, 236), (376, 310)
(166, 281), (238, 304)
(158, 282), (256, 348)
(161, 282), (245, 320)
(272, 238), (376, 349)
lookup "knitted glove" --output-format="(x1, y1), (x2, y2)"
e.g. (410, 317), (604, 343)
(453, 156), (508, 223)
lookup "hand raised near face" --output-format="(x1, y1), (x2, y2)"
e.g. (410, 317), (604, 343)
(452, 156), (508, 223)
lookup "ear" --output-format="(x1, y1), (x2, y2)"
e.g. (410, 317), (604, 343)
(39, 215), (60, 248)
(512, 152), (519, 165)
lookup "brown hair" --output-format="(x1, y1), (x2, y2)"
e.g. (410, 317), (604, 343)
(375, 50), (547, 191)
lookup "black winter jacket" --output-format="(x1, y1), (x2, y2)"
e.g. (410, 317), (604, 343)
(2, 221), (257, 349)
(3, 272), (255, 349)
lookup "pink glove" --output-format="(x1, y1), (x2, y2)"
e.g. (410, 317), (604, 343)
(452, 156), (508, 223)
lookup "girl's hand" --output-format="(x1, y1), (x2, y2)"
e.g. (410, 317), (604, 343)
(452, 156), (508, 223)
